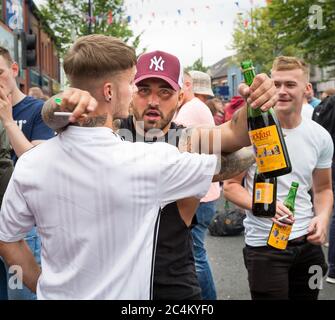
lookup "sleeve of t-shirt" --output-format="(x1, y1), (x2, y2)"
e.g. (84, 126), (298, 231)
(153, 142), (217, 207)
(0, 170), (35, 242)
(316, 129), (334, 169)
(31, 103), (55, 141)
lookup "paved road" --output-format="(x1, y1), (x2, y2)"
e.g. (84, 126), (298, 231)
(205, 199), (335, 300)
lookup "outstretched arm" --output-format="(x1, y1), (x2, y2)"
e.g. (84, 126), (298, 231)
(212, 147), (255, 182)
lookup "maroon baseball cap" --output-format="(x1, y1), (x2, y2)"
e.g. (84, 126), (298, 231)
(135, 50), (183, 91)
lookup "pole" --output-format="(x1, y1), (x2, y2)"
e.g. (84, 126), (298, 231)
(200, 40), (203, 65)
(88, 0), (92, 34)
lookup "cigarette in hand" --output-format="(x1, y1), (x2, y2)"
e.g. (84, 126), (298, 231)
(277, 214), (289, 222)
(54, 112), (72, 117)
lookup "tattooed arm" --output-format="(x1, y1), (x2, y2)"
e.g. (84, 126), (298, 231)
(41, 89), (98, 132)
(212, 146), (255, 182)
(178, 127), (255, 181)
(42, 93), (71, 132)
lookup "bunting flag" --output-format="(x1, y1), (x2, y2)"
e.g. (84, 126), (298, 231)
(191, 8), (195, 13)
(205, 5), (210, 9)
(107, 11), (113, 25)
(177, 9), (181, 15)
(151, 12), (155, 18)
(244, 19), (249, 28)
(127, 15), (131, 23)
(234, 1), (239, 7)
(220, 20), (224, 26)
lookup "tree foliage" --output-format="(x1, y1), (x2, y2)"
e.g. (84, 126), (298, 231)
(232, 0), (335, 74)
(185, 58), (208, 72)
(37, 0), (141, 56)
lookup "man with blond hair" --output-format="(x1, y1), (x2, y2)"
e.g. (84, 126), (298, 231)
(224, 56), (333, 300)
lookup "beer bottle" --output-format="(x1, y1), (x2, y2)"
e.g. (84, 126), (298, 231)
(252, 169), (277, 218)
(267, 182), (299, 250)
(241, 60), (291, 178)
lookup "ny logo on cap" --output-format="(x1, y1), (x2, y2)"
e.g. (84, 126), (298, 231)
(149, 56), (165, 71)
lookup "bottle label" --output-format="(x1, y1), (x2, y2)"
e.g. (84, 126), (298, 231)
(267, 223), (292, 250)
(249, 125), (287, 173)
(254, 183), (273, 204)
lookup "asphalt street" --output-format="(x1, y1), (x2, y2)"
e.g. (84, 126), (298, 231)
(206, 198), (335, 300)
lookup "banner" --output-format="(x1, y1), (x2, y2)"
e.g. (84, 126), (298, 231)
(6, 0), (24, 30)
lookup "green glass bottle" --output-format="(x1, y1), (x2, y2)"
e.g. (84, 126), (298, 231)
(267, 182), (299, 250)
(241, 60), (292, 178)
(252, 169), (277, 218)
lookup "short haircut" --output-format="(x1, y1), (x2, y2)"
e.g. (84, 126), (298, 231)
(63, 34), (137, 84)
(324, 88), (335, 97)
(0, 46), (14, 66)
(272, 56), (310, 82)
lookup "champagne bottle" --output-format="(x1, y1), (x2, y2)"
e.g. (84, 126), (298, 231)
(267, 182), (299, 250)
(252, 169), (277, 218)
(241, 60), (292, 178)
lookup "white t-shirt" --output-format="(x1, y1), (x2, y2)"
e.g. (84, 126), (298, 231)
(244, 117), (333, 247)
(174, 97), (221, 203)
(301, 103), (314, 119)
(0, 126), (217, 300)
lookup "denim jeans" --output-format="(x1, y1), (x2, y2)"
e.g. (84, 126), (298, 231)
(191, 201), (217, 300)
(0, 258), (8, 300)
(328, 164), (335, 278)
(328, 212), (335, 277)
(3, 227), (41, 300)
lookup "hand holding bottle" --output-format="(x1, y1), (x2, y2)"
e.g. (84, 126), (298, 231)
(238, 73), (278, 112)
(271, 200), (295, 227)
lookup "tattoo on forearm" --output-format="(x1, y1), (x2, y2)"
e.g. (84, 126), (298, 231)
(72, 113), (108, 128)
(214, 147), (255, 181)
(232, 108), (240, 126)
(178, 127), (199, 153)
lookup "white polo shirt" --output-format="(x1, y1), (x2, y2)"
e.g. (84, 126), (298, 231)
(0, 126), (217, 300)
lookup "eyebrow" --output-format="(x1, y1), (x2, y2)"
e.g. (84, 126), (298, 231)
(137, 84), (174, 90)
(274, 80), (298, 85)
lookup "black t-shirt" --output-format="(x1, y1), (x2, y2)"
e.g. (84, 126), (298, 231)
(119, 116), (201, 300)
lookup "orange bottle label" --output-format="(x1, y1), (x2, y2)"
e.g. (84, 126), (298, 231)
(267, 223), (292, 250)
(254, 183), (274, 204)
(249, 125), (287, 173)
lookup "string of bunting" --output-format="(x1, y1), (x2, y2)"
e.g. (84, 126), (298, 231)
(84, 1), (257, 28)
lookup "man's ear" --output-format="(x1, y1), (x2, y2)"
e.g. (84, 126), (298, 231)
(103, 82), (114, 102)
(11, 62), (19, 78)
(304, 82), (312, 97)
(178, 90), (184, 107)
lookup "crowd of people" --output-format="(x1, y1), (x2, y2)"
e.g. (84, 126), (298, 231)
(0, 33), (334, 300)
